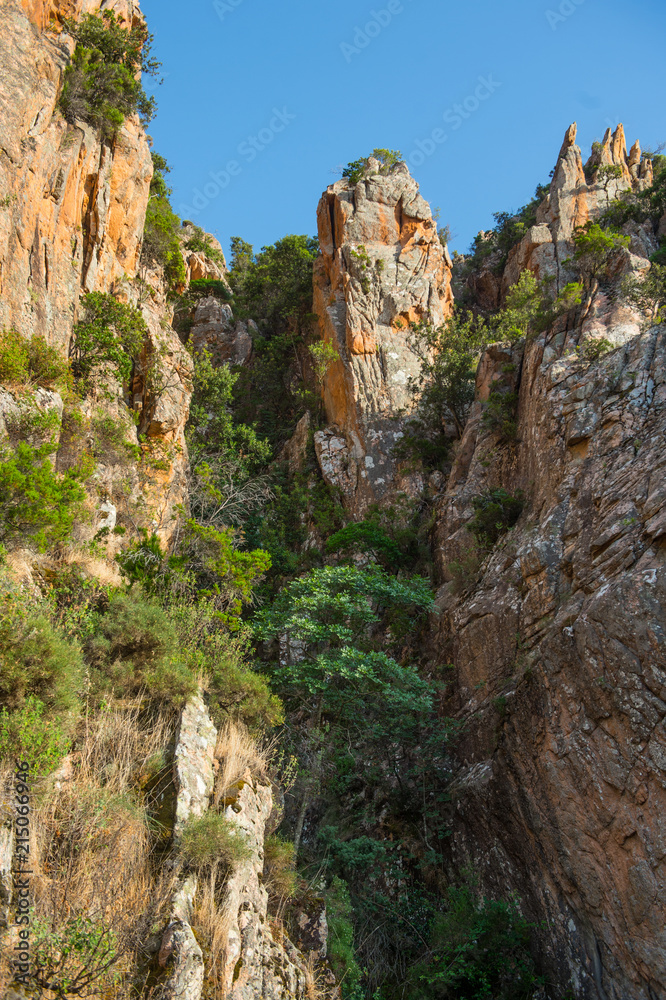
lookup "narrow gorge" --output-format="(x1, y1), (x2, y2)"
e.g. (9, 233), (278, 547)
(0, 3), (664, 1000)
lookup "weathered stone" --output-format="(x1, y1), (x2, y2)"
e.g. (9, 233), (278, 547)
(313, 161), (453, 513)
(433, 324), (666, 1000)
(281, 412), (311, 472)
(172, 694), (217, 841)
(189, 297), (253, 367)
(159, 875), (205, 1000)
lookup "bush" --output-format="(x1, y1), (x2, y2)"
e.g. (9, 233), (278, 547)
(343, 148), (402, 186)
(140, 153), (186, 292)
(0, 330), (70, 389)
(31, 915), (120, 999)
(183, 226), (226, 267)
(188, 278), (232, 299)
(0, 441), (92, 550)
(407, 879), (541, 1000)
(0, 598), (83, 714)
(467, 488), (525, 548)
(71, 292), (148, 387)
(179, 812), (252, 872)
(482, 387), (519, 440)
(0, 696), (72, 776)
(59, 10), (159, 140)
(86, 591), (198, 707)
(264, 834), (298, 901)
(325, 876), (364, 999)
(621, 262), (666, 328)
(568, 223), (630, 284)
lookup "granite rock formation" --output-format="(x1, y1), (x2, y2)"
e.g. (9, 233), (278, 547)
(313, 159), (453, 513)
(431, 127), (666, 1000)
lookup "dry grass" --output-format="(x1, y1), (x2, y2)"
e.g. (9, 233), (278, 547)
(0, 701), (178, 998)
(192, 867), (234, 996)
(304, 953), (336, 1000)
(213, 720), (274, 806)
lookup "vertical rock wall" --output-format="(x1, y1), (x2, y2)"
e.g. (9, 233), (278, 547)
(313, 159), (453, 513)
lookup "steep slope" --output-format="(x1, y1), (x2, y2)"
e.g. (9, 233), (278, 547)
(432, 127), (666, 1000)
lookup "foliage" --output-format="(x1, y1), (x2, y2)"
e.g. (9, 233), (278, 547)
(264, 834), (298, 901)
(0, 330), (71, 390)
(188, 349), (271, 476)
(568, 222), (630, 284)
(140, 154), (186, 291)
(407, 878), (541, 1000)
(491, 271), (582, 343)
(308, 340), (340, 387)
(326, 521), (403, 568)
(446, 546), (483, 595)
(228, 235), (319, 449)
(0, 590), (83, 714)
(70, 292), (147, 387)
(343, 149), (403, 186)
(408, 312), (487, 441)
(467, 488), (525, 548)
(85, 590), (198, 706)
(482, 387), (519, 441)
(464, 184), (549, 277)
(187, 278), (233, 299)
(180, 811), (252, 871)
(326, 877), (364, 999)
(600, 153), (666, 231)
(0, 440), (91, 550)
(621, 262), (666, 328)
(59, 10), (159, 140)
(0, 695), (72, 775)
(31, 914), (120, 999)
(183, 225), (226, 266)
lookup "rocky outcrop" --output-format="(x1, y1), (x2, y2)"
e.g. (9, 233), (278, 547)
(503, 123), (656, 301)
(157, 696), (330, 1000)
(0, 0), (152, 351)
(188, 298), (254, 367)
(313, 159), (453, 513)
(433, 319), (666, 996)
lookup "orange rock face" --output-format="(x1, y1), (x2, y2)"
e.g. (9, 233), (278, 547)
(313, 160), (453, 513)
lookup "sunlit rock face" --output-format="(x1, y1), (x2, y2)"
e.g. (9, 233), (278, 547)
(313, 159), (453, 514)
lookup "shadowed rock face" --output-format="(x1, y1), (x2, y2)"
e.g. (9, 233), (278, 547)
(313, 159), (453, 514)
(431, 119), (666, 997)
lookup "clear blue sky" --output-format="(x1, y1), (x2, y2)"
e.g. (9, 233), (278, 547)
(140, 0), (666, 260)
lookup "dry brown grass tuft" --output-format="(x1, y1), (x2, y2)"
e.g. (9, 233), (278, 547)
(0, 701), (179, 997)
(192, 866), (234, 996)
(213, 720), (274, 805)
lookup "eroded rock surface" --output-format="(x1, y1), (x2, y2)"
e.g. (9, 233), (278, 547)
(434, 323), (666, 1000)
(313, 159), (453, 513)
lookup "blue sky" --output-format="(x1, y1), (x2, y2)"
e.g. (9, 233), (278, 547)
(140, 0), (666, 260)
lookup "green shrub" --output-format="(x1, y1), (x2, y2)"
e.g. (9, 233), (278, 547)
(91, 411), (140, 464)
(0, 598), (83, 714)
(183, 226), (226, 266)
(188, 278), (232, 299)
(326, 521), (403, 567)
(0, 330), (71, 389)
(71, 292), (147, 387)
(264, 834), (298, 900)
(0, 696), (72, 776)
(0, 441), (92, 550)
(179, 812), (252, 872)
(325, 876), (364, 999)
(59, 10), (159, 140)
(31, 914), (120, 999)
(621, 262), (666, 328)
(482, 387), (519, 440)
(407, 879), (541, 1000)
(86, 591), (197, 707)
(343, 149), (402, 186)
(467, 488), (525, 549)
(140, 153), (186, 292)
(462, 183), (549, 277)
(568, 223), (630, 284)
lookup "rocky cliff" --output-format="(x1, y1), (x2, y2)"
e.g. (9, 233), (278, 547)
(0, 0), (192, 544)
(313, 159), (453, 513)
(430, 127), (666, 1000)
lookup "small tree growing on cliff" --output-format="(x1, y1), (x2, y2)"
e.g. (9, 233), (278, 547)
(343, 148), (403, 185)
(59, 10), (161, 140)
(621, 262), (666, 328)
